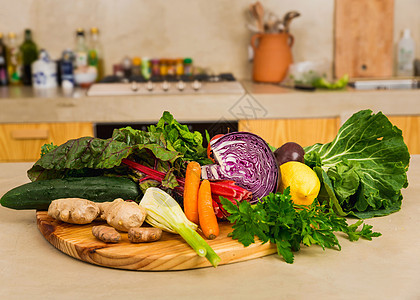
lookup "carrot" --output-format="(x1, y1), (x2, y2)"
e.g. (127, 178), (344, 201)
(198, 180), (219, 240)
(183, 161), (201, 224)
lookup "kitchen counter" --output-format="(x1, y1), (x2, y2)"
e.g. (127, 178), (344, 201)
(1, 83), (419, 124)
(0, 157), (419, 300)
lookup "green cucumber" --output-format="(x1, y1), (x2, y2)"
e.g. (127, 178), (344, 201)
(0, 176), (141, 210)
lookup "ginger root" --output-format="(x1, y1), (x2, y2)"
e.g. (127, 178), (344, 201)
(48, 198), (100, 224)
(92, 225), (121, 243)
(98, 198), (147, 232)
(128, 227), (162, 243)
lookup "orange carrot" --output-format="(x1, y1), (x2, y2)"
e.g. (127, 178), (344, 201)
(183, 161), (201, 224)
(198, 180), (219, 240)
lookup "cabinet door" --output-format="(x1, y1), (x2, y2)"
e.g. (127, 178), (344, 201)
(388, 116), (420, 155)
(0, 122), (93, 162)
(238, 118), (340, 148)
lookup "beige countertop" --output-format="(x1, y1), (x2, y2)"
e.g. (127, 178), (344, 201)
(1, 83), (419, 124)
(0, 157), (419, 299)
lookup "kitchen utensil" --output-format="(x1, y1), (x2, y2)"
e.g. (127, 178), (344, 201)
(251, 32), (294, 82)
(264, 11), (280, 33)
(273, 20), (285, 33)
(37, 211), (276, 271)
(250, 2), (265, 32)
(282, 11), (300, 33)
(245, 9), (262, 33)
(246, 22), (260, 33)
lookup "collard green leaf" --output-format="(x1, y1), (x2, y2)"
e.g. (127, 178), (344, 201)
(305, 110), (410, 218)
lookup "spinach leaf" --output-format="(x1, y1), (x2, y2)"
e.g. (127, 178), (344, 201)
(148, 111), (212, 165)
(304, 110), (410, 218)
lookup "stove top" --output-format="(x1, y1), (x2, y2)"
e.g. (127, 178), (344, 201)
(87, 73), (245, 96)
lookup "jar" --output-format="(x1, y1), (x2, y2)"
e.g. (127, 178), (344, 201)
(151, 59), (160, 76)
(167, 59), (176, 76)
(175, 58), (184, 76)
(183, 58), (193, 75)
(159, 59), (168, 76)
(131, 57), (141, 76)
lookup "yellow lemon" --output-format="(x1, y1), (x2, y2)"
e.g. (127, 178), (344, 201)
(279, 161), (321, 206)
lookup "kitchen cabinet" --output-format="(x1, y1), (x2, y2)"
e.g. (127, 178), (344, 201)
(239, 116), (420, 154)
(0, 122), (93, 162)
(238, 117), (341, 148)
(388, 116), (420, 154)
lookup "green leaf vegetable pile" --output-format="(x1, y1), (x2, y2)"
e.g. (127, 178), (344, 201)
(220, 187), (381, 264)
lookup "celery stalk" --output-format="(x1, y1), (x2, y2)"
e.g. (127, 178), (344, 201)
(140, 187), (221, 267)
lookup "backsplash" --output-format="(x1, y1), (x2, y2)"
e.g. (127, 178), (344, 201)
(0, 0), (418, 79)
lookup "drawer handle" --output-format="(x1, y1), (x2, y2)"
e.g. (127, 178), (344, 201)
(11, 129), (49, 140)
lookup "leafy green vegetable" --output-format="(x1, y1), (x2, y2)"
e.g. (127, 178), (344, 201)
(292, 73), (349, 90)
(27, 111), (211, 183)
(40, 142), (58, 157)
(220, 188), (381, 264)
(28, 135), (178, 181)
(304, 110), (410, 218)
(311, 74), (349, 89)
(148, 111), (212, 165)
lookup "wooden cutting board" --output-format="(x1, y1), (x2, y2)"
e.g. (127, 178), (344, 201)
(36, 211), (277, 270)
(334, 0), (394, 78)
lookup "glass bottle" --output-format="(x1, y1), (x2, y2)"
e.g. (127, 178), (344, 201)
(0, 33), (8, 86)
(397, 28), (415, 76)
(88, 27), (104, 81)
(60, 49), (75, 85)
(20, 29), (38, 85)
(6, 32), (21, 85)
(74, 28), (88, 70)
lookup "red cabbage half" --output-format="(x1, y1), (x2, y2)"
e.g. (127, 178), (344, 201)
(201, 132), (278, 203)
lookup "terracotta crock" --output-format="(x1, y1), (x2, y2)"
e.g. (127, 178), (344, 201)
(251, 33), (294, 83)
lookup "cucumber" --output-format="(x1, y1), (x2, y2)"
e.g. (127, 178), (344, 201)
(0, 176), (141, 210)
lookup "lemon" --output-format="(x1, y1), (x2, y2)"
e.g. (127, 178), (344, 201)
(279, 161), (321, 206)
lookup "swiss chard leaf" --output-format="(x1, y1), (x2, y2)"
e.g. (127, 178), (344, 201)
(305, 110), (410, 218)
(28, 135), (179, 181)
(28, 111), (212, 182)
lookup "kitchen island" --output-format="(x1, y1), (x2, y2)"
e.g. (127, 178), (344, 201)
(0, 156), (419, 300)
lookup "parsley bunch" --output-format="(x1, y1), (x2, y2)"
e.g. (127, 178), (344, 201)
(220, 187), (381, 264)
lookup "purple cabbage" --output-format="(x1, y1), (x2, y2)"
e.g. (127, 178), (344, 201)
(201, 132), (278, 203)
